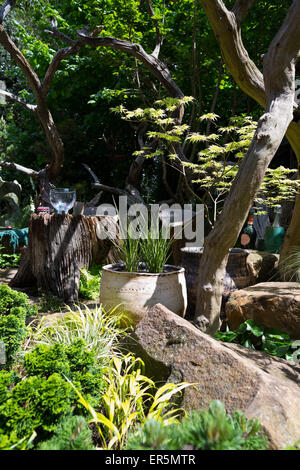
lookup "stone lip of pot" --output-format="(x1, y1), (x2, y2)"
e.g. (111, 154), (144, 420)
(180, 247), (249, 255)
(102, 262), (185, 276)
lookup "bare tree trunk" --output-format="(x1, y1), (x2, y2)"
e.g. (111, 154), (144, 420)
(195, 0), (300, 334)
(199, 0), (300, 265)
(35, 103), (64, 182)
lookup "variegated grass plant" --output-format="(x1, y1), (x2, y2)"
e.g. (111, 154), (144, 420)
(24, 304), (131, 366)
(67, 354), (194, 450)
(279, 246), (300, 282)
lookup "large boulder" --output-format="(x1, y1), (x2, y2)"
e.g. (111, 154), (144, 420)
(226, 282), (300, 338)
(124, 304), (300, 449)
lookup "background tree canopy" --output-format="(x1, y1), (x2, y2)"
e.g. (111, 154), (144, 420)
(0, 0), (296, 206)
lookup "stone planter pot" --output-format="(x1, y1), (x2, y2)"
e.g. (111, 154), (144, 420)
(180, 247), (252, 316)
(99, 263), (187, 325)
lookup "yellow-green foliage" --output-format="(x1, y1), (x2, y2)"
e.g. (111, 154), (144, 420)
(69, 354), (192, 450)
(112, 99), (299, 223)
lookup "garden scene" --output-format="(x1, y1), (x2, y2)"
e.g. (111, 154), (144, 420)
(0, 0), (300, 454)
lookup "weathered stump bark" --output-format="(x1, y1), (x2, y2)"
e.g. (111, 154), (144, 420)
(10, 213), (117, 302)
(10, 246), (35, 287)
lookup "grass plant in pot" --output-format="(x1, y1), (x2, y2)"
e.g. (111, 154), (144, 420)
(100, 215), (187, 325)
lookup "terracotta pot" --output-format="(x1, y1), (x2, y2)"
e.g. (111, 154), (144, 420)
(180, 247), (252, 316)
(99, 263), (187, 325)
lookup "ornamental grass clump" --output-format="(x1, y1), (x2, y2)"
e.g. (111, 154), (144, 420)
(139, 218), (173, 274)
(24, 304), (129, 366)
(111, 213), (173, 274)
(278, 245), (300, 282)
(68, 354), (192, 450)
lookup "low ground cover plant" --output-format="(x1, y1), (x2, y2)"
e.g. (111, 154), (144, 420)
(79, 264), (102, 300)
(215, 319), (296, 361)
(125, 400), (268, 450)
(0, 248), (20, 269)
(38, 415), (95, 451)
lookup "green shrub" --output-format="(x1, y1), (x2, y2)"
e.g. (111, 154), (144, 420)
(0, 313), (27, 367)
(0, 299), (29, 367)
(0, 339), (106, 448)
(0, 285), (37, 317)
(0, 371), (16, 405)
(0, 249), (20, 269)
(0, 373), (74, 443)
(38, 415), (95, 450)
(24, 339), (105, 402)
(79, 264), (102, 300)
(24, 343), (71, 377)
(215, 319), (295, 361)
(126, 401), (268, 450)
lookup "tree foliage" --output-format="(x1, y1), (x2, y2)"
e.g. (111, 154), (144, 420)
(0, 1), (295, 205)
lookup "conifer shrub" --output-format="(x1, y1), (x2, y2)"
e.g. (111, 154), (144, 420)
(38, 415), (95, 450)
(126, 401), (268, 450)
(0, 285), (37, 317)
(0, 285), (37, 367)
(24, 339), (105, 403)
(0, 339), (106, 449)
(0, 311), (27, 367)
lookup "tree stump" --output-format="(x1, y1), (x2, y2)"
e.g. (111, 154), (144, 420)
(10, 213), (117, 302)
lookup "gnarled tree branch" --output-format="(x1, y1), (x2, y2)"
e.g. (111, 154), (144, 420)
(0, 89), (37, 111)
(141, 0), (162, 58)
(82, 163), (144, 205)
(76, 28), (183, 99)
(199, 0), (265, 107)
(232, 0), (258, 25)
(0, 0), (15, 24)
(0, 24), (41, 95)
(0, 160), (38, 178)
(41, 44), (81, 96)
(0, 2), (67, 182)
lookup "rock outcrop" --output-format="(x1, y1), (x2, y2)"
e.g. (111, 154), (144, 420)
(226, 282), (300, 338)
(124, 304), (300, 449)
